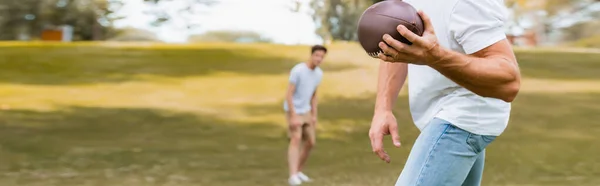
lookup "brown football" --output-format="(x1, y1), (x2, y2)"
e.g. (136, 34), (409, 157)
(357, 0), (424, 58)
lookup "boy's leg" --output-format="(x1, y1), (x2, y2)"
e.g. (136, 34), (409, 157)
(395, 118), (496, 186)
(298, 114), (316, 173)
(287, 113), (304, 177)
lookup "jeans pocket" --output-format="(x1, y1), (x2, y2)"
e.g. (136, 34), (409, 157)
(466, 134), (497, 153)
(482, 135), (496, 143)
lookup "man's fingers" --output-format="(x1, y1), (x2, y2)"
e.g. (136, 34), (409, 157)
(377, 44), (408, 63)
(370, 133), (391, 163)
(396, 25), (425, 47)
(389, 124), (401, 148)
(417, 10), (435, 34)
(382, 34), (420, 55)
(378, 41), (399, 58)
(370, 132), (383, 153)
(379, 42), (398, 57)
(377, 53), (392, 61)
(378, 149), (390, 163)
(383, 34), (409, 52)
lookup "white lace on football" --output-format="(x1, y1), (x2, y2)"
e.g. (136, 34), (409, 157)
(368, 50), (383, 58)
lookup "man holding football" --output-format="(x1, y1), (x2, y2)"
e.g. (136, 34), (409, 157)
(368, 0), (521, 185)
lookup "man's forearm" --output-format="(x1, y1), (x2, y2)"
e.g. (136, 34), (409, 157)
(287, 95), (296, 115)
(429, 43), (520, 102)
(310, 99), (317, 116)
(375, 61), (408, 112)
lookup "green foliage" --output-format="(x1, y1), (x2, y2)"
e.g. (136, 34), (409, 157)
(0, 0), (123, 41)
(506, 0), (599, 42)
(309, 0), (373, 42)
(308, 0), (599, 43)
(142, 0), (218, 29)
(0, 0), (220, 41)
(561, 21), (600, 42)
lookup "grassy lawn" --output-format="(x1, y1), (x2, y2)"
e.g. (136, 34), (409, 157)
(0, 42), (599, 186)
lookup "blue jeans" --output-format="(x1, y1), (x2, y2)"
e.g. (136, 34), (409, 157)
(395, 118), (497, 186)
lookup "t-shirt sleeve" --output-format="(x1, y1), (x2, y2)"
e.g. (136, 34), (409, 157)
(449, 0), (508, 54)
(316, 69), (324, 85)
(288, 67), (300, 84)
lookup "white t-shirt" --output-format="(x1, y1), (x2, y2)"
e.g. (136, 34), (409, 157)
(404, 0), (511, 136)
(283, 63), (323, 114)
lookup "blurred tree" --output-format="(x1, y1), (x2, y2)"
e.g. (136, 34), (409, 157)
(506, 0), (599, 43)
(562, 20), (600, 42)
(142, 0), (218, 30)
(0, 0), (123, 41)
(188, 30), (272, 43)
(304, 0), (598, 44)
(309, 0), (372, 43)
(0, 0), (39, 40)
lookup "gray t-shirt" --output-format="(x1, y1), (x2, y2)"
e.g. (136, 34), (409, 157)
(283, 63), (323, 114)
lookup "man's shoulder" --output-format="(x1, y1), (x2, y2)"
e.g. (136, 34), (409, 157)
(316, 67), (324, 76)
(289, 63), (305, 74)
(291, 62), (306, 71)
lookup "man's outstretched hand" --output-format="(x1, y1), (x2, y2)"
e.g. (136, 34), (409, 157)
(369, 110), (401, 163)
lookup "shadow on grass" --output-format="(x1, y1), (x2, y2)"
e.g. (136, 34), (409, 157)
(0, 106), (360, 186)
(0, 106), (291, 185)
(515, 51), (600, 80)
(0, 45), (356, 85)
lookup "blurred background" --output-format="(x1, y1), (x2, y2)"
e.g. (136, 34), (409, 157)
(0, 0), (599, 186)
(0, 0), (598, 45)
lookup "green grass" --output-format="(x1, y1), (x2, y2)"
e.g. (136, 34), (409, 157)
(571, 35), (600, 49)
(0, 42), (599, 186)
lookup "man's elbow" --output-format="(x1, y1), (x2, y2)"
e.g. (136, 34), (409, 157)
(500, 80), (520, 103)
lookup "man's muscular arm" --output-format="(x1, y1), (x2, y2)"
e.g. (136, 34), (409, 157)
(369, 62), (407, 163)
(378, 10), (521, 102)
(374, 62), (407, 113)
(428, 39), (520, 102)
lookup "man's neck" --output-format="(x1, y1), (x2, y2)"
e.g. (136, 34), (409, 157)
(305, 61), (316, 70)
